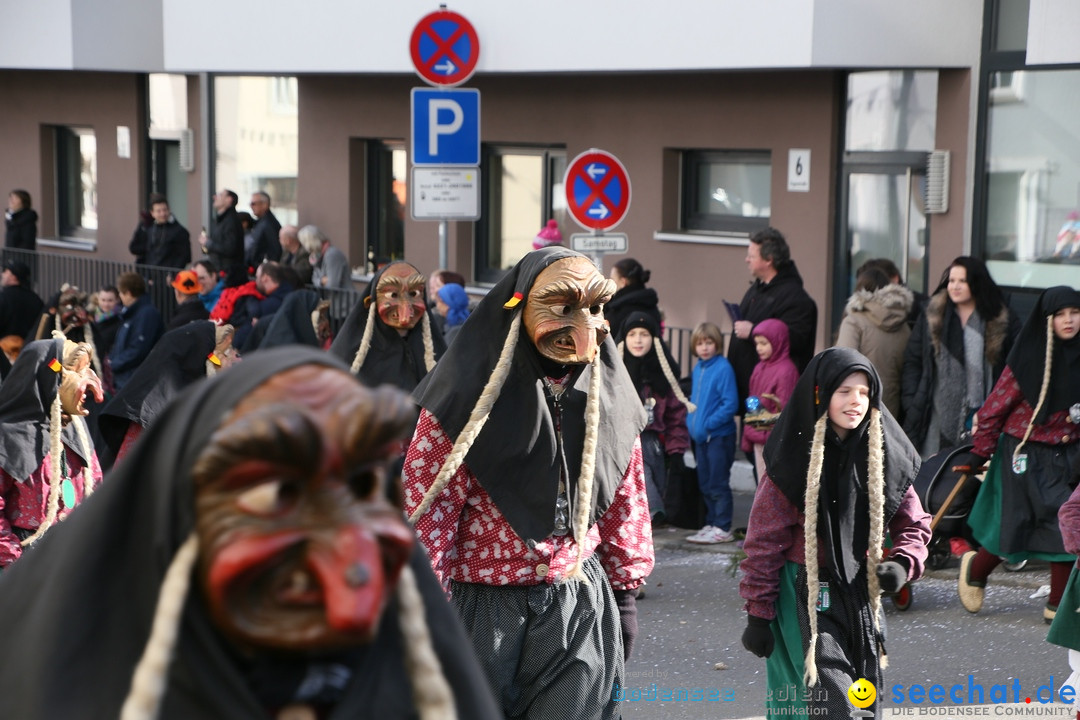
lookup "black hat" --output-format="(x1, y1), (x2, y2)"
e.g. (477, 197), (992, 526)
(2, 259), (30, 286)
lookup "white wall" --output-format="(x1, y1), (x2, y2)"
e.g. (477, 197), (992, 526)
(1027, 0), (1080, 65)
(161, 0), (981, 74)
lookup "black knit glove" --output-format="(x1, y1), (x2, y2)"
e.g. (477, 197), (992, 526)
(876, 558), (909, 593)
(741, 614), (774, 658)
(613, 588), (639, 661)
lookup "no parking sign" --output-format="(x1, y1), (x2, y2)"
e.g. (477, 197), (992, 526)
(409, 9), (480, 87)
(564, 149), (631, 232)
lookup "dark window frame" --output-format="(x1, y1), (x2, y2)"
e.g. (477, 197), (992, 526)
(679, 149), (772, 234)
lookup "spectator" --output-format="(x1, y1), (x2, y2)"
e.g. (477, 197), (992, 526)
(248, 191), (282, 264)
(619, 311), (692, 524)
(234, 261), (293, 352)
(109, 272), (165, 391)
(741, 319), (799, 482)
(4, 189), (36, 252)
(900, 256), (1020, 456)
(426, 269), (466, 335)
(237, 211), (256, 273)
(91, 285), (122, 358)
(200, 189), (244, 280)
(835, 267), (913, 418)
(729, 227), (818, 407)
(435, 282), (470, 345)
(301, 225), (351, 289)
(128, 194), (191, 270)
(0, 259), (43, 341)
(532, 218), (562, 250)
(278, 224), (312, 286)
(686, 321), (740, 545)
(193, 259), (225, 313)
(167, 269), (210, 330)
(605, 258), (662, 343)
(857, 257), (927, 328)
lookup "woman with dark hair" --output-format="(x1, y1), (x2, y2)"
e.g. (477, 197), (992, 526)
(4, 189), (37, 251)
(605, 258), (662, 343)
(900, 256), (1020, 456)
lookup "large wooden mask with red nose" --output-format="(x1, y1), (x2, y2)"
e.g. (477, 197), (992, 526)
(373, 264), (427, 332)
(191, 366), (416, 653)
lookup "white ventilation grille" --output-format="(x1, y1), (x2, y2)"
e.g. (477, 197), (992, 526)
(926, 150), (950, 214)
(178, 129), (195, 172)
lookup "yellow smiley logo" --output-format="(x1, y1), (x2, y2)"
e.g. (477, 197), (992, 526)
(848, 678), (876, 708)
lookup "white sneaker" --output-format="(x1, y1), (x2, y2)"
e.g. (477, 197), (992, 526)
(686, 525), (715, 543)
(688, 526), (735, 544)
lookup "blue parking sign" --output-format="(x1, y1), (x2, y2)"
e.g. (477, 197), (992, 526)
(411, 87), (480, 166)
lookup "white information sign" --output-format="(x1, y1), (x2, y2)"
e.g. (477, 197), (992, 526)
(411, 167), (480, 220)
(570, 232), (628, 254)
(788, 148), (810, 192)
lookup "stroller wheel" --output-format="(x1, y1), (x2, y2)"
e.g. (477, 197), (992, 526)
(1003, 559), (1028, 572)
(928, 538), (951, 571)
(891, 584), (913, 611)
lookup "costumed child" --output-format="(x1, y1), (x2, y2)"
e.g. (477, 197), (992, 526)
(958, 286), (1080, 623)
(685, 321), (739, 544)
(619, 311), (694, 524)
(740, 318), (800, 483)
(1048, 456), (1080, 720)
(739, 347), (931, 717)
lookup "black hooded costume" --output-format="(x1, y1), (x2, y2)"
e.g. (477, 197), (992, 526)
(405, 247), (653, 720)
(739, 347), (930, 717)
(0, 346), (500, 720)
(97, 321), (217, 468)
(328, 262), (446, 392)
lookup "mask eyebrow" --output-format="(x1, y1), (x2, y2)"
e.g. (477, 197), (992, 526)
(376, 272), (425, 295)
(192, 404), (322, 488)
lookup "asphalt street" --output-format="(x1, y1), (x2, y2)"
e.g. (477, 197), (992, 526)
(621, 480), (1071, 720)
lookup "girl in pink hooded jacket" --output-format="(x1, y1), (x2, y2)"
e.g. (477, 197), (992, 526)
(741, 318), (800, 481)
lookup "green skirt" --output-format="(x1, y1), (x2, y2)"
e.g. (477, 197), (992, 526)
(1047, 565), (1080, 652)
(766, 562), (809, 716)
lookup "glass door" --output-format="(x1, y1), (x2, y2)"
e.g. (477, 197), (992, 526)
(833, 151), (930, 334)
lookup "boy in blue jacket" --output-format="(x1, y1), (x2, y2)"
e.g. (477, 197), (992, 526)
(687, 321), (740, 544)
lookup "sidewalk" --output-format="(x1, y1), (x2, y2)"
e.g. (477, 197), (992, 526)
(652, 460), (1052, 591)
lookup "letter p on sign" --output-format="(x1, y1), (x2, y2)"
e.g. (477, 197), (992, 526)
(429, 99), (463, 155)
(411, 88), (481, 167)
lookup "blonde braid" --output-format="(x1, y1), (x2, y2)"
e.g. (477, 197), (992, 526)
(564, 353), (603, 583)
(866, 408), (888, 667)
(22, 392), (64, 547)
(422, 312), (436, 372)
(397, 565), (457, 720)
(205, 359), (217, 377)
(71, 415), (96, 498)
(656, 344), (695, 412)
(409, 312), (522, 524)
(801, 414), (828, 687)
(349, 303), (378, 375)
(1014, 315), (1054, 462)
(120, 533), (199, 720)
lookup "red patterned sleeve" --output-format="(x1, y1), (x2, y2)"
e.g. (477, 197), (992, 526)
(402, 409), (470, 587)
(595, 437), (655, 591)
(971, 366), (1022, 459)
(0, 470), (21, 568)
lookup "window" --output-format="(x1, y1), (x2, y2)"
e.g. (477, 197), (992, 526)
(214, 76), (299, 227)
(476, 146), (566, 284)
(56, 126), (98, 239)
(680, 150), (770, 234)
(366, 140), (407, 268)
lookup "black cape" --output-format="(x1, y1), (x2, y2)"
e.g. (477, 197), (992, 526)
(763, 347), (919, 583)
(1005, 285), (1080, 424)
(328, 262), (446, 391)
(0, 337), (87, 480)
(98, 321), (216, 467)
(257, 289), (321, 350)
(0, 346), (500, 720)
(412, 247), (647, 543)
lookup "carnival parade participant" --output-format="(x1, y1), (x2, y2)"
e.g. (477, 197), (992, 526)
(405, 247), (653, 720)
